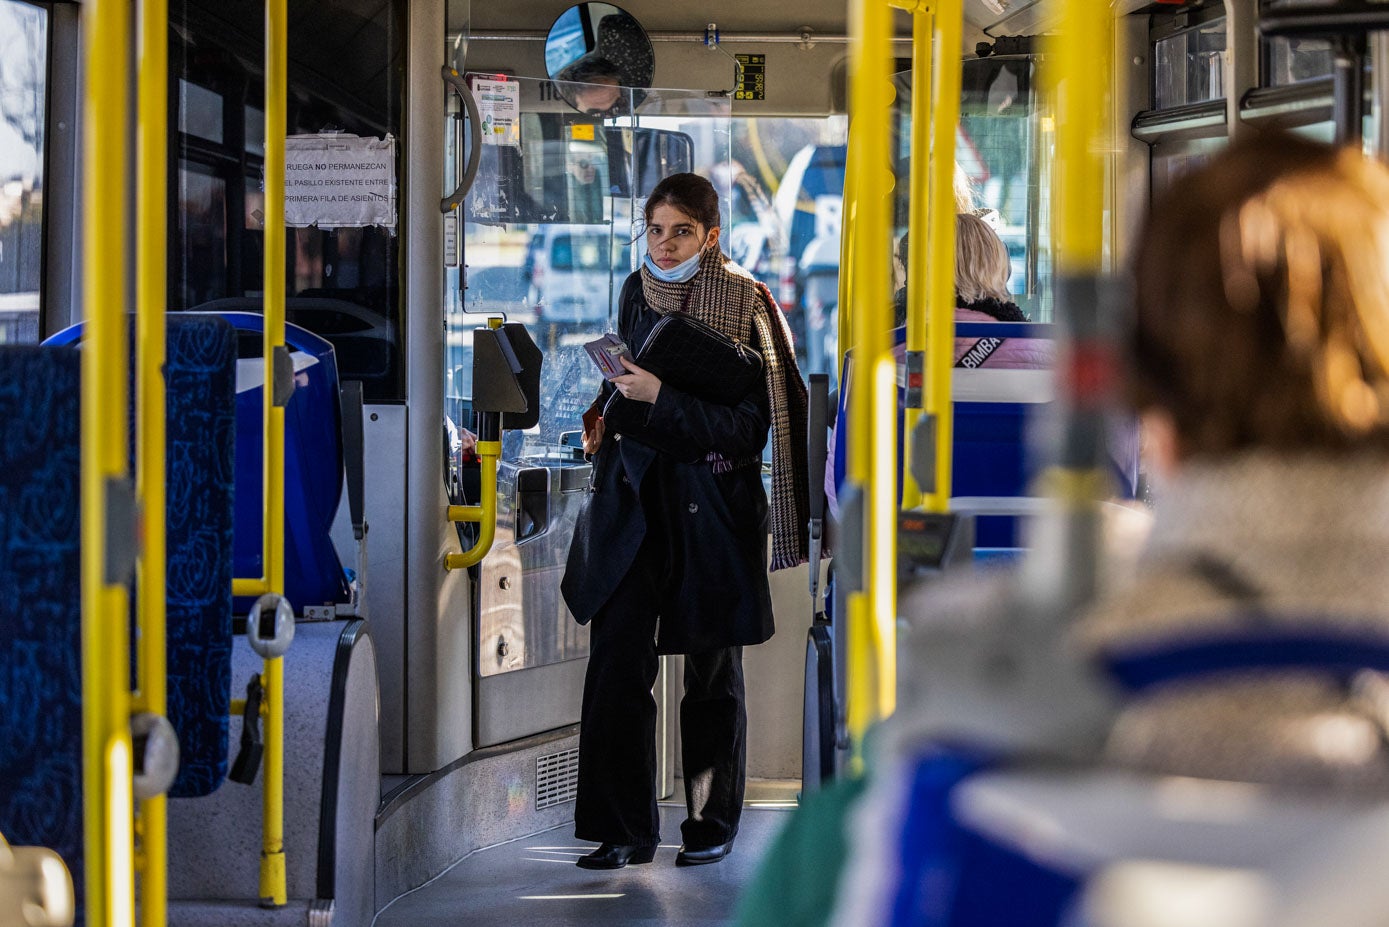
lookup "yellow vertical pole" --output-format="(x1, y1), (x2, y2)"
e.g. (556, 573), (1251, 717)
(260, 0), (289, 906)
(921, 0), (963, 514)
(899, 3), (932, 509)
(81, 0), (135, 923)
(837, 131), (859, 366)
(135, 0), (169, 919)
(1036, 0), (1113, 610)
(844, 0), (896, 764)
(1048, 0), (1107, 275)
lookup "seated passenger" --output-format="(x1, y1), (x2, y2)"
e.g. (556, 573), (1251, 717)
(827, 214), (1054, 519)
(1079, 131), (1389, 789)
(893, 216), (1053, 369)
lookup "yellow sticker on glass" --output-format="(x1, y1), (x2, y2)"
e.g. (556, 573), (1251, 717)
(570, 124), (596, 141)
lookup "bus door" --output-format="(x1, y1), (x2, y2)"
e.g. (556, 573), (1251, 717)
(445, 64), (736, 781)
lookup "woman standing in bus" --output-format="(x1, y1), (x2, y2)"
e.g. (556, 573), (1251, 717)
(562, 173), (810, 870)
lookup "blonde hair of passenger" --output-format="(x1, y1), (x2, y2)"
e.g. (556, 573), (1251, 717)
(954, 165), (975, 214)
(1131, 131), (1389, 455)
(954, 213), (1012, 304)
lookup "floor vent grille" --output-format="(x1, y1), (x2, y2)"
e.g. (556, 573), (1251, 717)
(536, 748), (580, 809)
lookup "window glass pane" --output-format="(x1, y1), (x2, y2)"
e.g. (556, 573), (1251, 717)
(171, 0), (408, 401)
(179, 79), (224, 143)
(449, 81), (731, 456)
(1154, 19), (1227, 108)
(1262, 0), (1333, 85)
(756, 117), (847, 385)
(908, 58), (1051, 320)
(176, 166), (228, 307)
(245, 105), (264, 156)
(0, 0), (46, 344)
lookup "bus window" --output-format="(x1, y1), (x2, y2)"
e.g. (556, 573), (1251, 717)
(170, 0), (408, 402)
(1262, 0), (1334, 87)
(1152, 14), (1227, 109)
(0, 0), (46, 345)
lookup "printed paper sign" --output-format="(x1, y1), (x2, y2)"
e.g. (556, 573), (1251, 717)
(471, 78), (521, 147)
(284, 133), (396, 229)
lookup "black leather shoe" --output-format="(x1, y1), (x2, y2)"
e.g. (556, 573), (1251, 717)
(675, 840), (733, 866)
(575, 843), (657, 870)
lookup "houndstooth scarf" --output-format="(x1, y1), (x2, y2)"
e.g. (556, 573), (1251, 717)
(641, 247), (811, 571)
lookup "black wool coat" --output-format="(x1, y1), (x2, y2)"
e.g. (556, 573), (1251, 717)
(561, 273), (774, 654)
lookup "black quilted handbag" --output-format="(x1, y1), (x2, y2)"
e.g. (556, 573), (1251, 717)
(602, 312), (764, 452)
(633, 312), (763, 405)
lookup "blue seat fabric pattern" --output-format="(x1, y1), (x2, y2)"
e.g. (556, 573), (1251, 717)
(43, 316), (238, 800)
(0, 346), (86, 919)
(163, 316), (237, 797)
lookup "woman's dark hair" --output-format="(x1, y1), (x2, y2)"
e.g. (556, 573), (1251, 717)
(1129, 130), (1389, 456)
(644, 172), (721, 230)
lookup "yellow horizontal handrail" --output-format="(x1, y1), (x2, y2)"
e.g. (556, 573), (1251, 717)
(445, 441), (501, 571)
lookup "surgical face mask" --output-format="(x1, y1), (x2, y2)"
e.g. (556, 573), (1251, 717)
(643, 248), (704, 283)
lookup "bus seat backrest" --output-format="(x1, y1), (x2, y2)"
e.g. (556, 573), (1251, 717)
(164, 316), (237, 797)
(0, 346), (85, 918)
(876, 621), (1389, 927)
(213, 312), (351, 614)
(39, 316), (241, 800)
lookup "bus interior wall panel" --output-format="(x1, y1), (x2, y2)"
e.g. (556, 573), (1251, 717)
(373, 727), (582, 905)
(325, 404), (409, 773)
(746, 557), (834, 779)
(474, 659), (588, 748)
(405, 0), (476, 776)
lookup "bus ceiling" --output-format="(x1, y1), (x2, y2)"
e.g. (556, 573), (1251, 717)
(459, 1), (1041, 117)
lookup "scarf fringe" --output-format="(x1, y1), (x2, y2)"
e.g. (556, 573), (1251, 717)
(772, 551), (809, 571)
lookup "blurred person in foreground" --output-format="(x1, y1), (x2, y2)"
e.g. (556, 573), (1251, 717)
(739, 130), (1389, 926)
(1076, 130), (1389, 788)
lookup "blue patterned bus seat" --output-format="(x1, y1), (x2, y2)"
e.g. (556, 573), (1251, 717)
(0, 346), (85, 918)
(216, 311), (350, 614)
(43, 316), (239, 799)
(163, 315), (237, 797)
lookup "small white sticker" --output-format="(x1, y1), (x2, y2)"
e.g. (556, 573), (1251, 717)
(471, 78), (521, 148)
(443, 213), (459, 267)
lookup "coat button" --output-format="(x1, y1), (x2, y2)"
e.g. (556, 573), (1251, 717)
(688, 503), (699, 514)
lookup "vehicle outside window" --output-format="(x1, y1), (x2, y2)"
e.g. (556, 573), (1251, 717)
(0, 0), (46, 344)
(772, 141), (846, 378)
(523, 225), (626, 326)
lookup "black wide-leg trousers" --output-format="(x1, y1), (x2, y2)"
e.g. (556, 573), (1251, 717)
(573, 538), (747, 849)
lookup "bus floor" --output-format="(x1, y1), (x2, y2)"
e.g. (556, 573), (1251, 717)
(374, 780), (799, 926)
